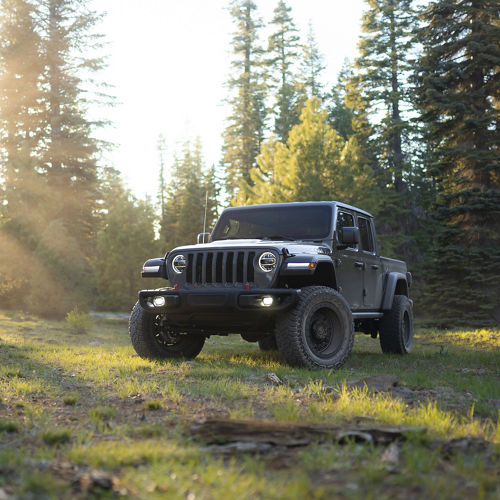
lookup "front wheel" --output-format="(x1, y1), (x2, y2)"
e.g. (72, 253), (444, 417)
(379, 295), (414, 354)
(275, 286), (354, 368)
(129, 302), (205, 360)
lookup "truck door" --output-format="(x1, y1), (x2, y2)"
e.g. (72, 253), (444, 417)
(334, 210), (364, 309)
(357, 216), (383, 309)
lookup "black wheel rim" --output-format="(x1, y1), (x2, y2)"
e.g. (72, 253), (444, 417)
(153, 314), (186, 351)
(304, 306), (343, 359)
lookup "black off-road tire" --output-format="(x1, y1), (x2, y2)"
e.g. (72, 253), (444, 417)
(275, 286), (354, 368)
(379, 295), (414, 354)
(258, 335), (278, 351)
(129, 302), (205, 360)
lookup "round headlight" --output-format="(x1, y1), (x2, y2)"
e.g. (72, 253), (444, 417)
(172, 254), (187, 274)
(258, 252), (277, 273)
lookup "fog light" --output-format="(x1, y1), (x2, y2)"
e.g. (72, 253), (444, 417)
(261, 296), (274, 307)
(152, 296), (166, 307)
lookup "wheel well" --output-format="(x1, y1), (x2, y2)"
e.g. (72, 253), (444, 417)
(315, 262), (337, 288)
(395, 279), (408, 297)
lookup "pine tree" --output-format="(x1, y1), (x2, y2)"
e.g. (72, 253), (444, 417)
(267, 0), (301, 142)
(222, 0), (267, 200)
(243, 98), (376, 214)
(160, 140), (219, 250)
(38, 0), (108, 255)
(352, 0), (423, 262)
(94, 168), (159, 312)
(0, 0), (45, 239)
(0, 3), (41, 314)
(327, 60), (355, 141)
(300, 22), (325, 100)
(157, 134), (167, 221)
(415, 0), (500, 326)
(0, 0), (111, 317)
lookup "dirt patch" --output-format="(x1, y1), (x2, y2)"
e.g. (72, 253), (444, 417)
(348, 374), (399, 392)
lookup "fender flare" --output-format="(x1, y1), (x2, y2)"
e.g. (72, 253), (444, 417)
(382, 272), (408, 311)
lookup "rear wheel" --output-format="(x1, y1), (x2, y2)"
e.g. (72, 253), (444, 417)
(379, 295), (414, 354)
(275, 286), (354, 368)
(129, 302), (205, 360)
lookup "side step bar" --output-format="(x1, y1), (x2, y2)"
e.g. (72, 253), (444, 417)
(352, 312), (384, 320)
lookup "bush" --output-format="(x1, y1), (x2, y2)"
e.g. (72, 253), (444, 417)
(42, 428), (71, 446)
(64, 307), (93, 334)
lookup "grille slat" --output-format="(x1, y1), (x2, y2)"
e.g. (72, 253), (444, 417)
(222, 252), (228, 283)
(242, 252), (249, 283)
(188, 254), (194, 283)
(195, 253), (202, 283)
(232, 252), (237, 282)
(201, 253), (207, 283)
(184, 250), (262, 286)
(210, 253), (216, 283)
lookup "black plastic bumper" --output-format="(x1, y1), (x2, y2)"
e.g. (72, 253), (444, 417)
(138, 287), (300, 315)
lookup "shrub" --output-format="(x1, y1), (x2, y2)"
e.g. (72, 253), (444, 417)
(145, 400), (162, 411)
(42, 428), (71, 446)
(64, 307), (93, 335)
(0, 419), (19, 433)
(63, 394), (78, 406)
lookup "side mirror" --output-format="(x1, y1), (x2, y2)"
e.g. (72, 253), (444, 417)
(340, 226), (360, 246)
(197, 232), (211, 244)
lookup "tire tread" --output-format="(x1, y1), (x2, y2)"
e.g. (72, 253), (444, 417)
(129, 302), (204, 360)
(275, 286), (354, 368)
(379, 295), (413, 354)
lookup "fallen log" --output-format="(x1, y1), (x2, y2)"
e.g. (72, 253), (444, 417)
(188, 418), (425, 450)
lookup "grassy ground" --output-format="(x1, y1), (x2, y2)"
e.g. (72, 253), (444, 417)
(0, 310), (498, 499)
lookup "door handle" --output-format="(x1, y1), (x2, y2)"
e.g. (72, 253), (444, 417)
(371, 264), (379, 270)
(354, 261), (365, 269)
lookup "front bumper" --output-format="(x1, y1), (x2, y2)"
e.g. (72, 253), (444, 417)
(138, 287), (300, 315)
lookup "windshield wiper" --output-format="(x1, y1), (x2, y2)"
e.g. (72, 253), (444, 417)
(258, 235), (295, 241)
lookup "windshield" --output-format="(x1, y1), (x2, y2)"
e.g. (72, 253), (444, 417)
(211, 205), (332, 241)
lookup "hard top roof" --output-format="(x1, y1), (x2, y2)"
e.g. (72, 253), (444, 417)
(223, 201), (373, 218)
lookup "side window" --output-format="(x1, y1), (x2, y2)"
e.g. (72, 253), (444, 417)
(358, 217), (374, 252)
(336, 211), (356, 249)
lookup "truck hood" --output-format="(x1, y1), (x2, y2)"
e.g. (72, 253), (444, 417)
(170, 239), (331, 256)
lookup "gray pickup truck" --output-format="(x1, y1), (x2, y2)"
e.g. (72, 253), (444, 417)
(130, 201), (413, 368)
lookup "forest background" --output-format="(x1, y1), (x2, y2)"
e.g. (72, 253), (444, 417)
(0, 0), (498, 327)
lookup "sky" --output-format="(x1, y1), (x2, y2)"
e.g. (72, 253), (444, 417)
(94, 0), (366, 199)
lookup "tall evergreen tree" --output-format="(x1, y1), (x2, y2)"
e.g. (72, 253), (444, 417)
(94, 168), (159, 312)
(157, 133), (167, 221)
(160, 140), (219, 250)
(222, 0), (266, 200)
(300, 22), (325, 100)
(0, 0), (45, 238)
(327, 61), (355, 141)
(38, 0), (107, 254)
(267, 0), (301, 142)
(351, 0), (423, 262)
(415, 0), (500, 325)
(0, 0), (111, 317)
(243, 98), (377, 214)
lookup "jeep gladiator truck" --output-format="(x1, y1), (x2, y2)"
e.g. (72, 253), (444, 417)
(129, 201), (413, 368)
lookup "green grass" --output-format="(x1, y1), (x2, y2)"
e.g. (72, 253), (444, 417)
(0, 309), (498, 499)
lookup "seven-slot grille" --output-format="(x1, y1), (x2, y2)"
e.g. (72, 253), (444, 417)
(184, 250), (258, 285)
